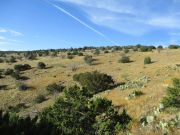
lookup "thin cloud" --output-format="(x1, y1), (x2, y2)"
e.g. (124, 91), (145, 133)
(0, 36), (6, 40)
(57, 0), (180, 36)
(45, 0), (118, 45)
(0, 28), (23, 36)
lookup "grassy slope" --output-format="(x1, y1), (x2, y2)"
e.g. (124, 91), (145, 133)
(0, 49), (180, 133)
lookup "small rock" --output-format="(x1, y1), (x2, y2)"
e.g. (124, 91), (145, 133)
(147, 116), (154, 124)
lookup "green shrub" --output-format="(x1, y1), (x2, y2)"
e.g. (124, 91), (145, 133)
(124, 49), (129, 53)
(67, 54), (74, 59)
(157, 45), (163, 49)
(89, 98), (112, 114)
(78, 52), (83, 56)
(0, 58), (4, 63)
(34, 95), (46, 103)
(4, 68), (14, 75)
(144, 57), (151, 64)
(119, 56), (130, 63)
(162, 78), (180, 108)
(73, 71), (114, 93)
(93, 109), (131, 134)
(168, 45), (179, 49)
(84, 55), (93, 65)
(46, 83), (64, 94)
(139, 46), (155, 52)
(11, 71), (21, 80)
(94, 49), (100, 55)
(37, 62), (46, 69)
(18, 83), (29, 91)
(7, 103), (27, 113)
(14, 64), (31, 71)
(41, 85), (131, 135)
(9, 56), (16, 63)
(104, 50), (109, 53)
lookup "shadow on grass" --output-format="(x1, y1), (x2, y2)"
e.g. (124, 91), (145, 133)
(45, 66), (53, 69)
(0, 85), (8, 90)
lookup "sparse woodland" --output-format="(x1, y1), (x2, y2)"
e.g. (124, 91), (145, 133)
(0, 45), (180, 135)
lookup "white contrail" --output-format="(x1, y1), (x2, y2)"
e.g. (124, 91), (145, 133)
(43, 0), (118, 45)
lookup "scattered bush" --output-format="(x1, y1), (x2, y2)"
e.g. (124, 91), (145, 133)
(7, 103), (27, 113)
(37, 62), (46, 69)
(119, 56), (130, 63)
(104, 50), (109, 53)
(14, 64), (31, 71)
(162, 78), (180, 108)
(24, 52), (37, 60)
(128, 90), (144, 99)
(67, 54), (74, 59)
(139, 46), (155, 52)
(46, 82), (65, 94)
(34, 95), (46, 103)
(69, 63), (78, 71)
(0, 58), (4, 63)
(4, 68), (14, 75)
(168, 45), (180, 49)
(124, 49), (129, 53)
(73, 71), (114, 93)
(144, 57), (151, 64)
(78, 52), (83, 56)
(93, 109), (131, 134)
(157, 45), (163, 49)
(9, 56), (16, 63)
(94, 49), (100, 55)
(11, 71), (21, 80)
(84, 55), (93, 65)
(18, 83), (29, 91)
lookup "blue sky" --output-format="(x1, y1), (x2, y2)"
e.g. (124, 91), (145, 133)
(0, 0), (180, 50)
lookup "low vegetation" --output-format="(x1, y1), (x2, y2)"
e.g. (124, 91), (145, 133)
(144, 57), (152, 64)
(119, 55), (130, 63)
(73, 71), (115, 93)
(37, 62), (46, 69)
(46, 82), (65, 94)
(14, 64), (31, 71)
(34, 94), (46, 103)
(84, 55), (93, 65)
(162, 78), (180, 108)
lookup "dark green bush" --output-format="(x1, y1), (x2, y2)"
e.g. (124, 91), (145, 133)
(14, 64), (31, 71)
(67, 54), (74, 59)
(157, 45), (163, 49)
(93, 109), (131, 134)
(34, 95), (46, 103)
(11, 71), (21, 80)
(9, 56), (16, 63)
(0, 58), (4, 63)
(124, 49), (129, 53)
(37, 62), (46, 69)
(104, 50), (109, 53)
(41, 86), (131, 135)
(162, 78), (180, 108)
(0, 86), (131, 135)
(73, 71), (114, 93)
(84, 55), (93, 65)
(94, 49), (100, 55)
(46, 83), (64, 94)
(119, 56), (130, 63)
(18, 83), (29, 91)
(144, 57), (151, 64)
(168, 45), (180, 49)
(78, 52), (83, 56)
(4, 68), (14, 75)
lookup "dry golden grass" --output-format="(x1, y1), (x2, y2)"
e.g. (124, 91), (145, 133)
(0, 49), (180, 131)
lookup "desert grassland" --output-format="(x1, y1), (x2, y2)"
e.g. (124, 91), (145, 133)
(0, 49), (180, 119)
